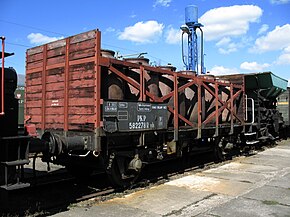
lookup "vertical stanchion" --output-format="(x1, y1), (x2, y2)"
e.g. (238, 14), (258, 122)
(41, 45), (47, 131)
(197, 80), (202, 139)
(94, 30), (102, 151)
(215, 82), (219, 137)
(230, 83), (234, 134)
(64, 38), (70, 132)
(173, 73), (179, 141)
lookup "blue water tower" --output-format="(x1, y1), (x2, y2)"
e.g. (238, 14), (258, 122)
(185, 5), (198, 26)
(181, 5), (205, 74)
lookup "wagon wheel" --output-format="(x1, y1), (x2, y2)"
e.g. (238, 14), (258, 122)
(106, 152), (142, 189)
(213, 137), (226, 162)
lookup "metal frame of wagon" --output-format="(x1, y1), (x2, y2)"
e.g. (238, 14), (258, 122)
(25, 29), (245, 146)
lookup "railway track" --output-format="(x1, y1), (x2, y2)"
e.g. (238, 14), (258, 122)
(0, 146), (270, 216)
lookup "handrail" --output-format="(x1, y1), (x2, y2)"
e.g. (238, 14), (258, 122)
(0, 36), (5, 115)
(246, 97), (255, 124)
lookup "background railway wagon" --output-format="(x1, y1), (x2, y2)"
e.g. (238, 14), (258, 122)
(277, 87), (290, 126)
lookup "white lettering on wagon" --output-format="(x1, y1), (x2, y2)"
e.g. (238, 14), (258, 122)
(129, 115), (150, 130)
(51, 100), (59, 106)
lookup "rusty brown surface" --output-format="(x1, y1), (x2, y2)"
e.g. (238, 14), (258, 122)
(25, 29), (245, 136)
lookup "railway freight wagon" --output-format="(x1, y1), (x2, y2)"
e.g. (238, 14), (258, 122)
(25, 29), (250, 187)
(277, 87), (290, 137)
(218, 73), (287, 144)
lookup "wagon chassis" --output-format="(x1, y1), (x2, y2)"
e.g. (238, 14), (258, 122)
(24, 29), (246, 187)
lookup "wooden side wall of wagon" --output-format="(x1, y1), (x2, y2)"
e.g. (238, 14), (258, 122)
(25, 28), (246, 144)
(25, 30), (99, 132)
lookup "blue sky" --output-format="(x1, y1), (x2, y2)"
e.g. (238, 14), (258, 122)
(1, 0), (290, 83)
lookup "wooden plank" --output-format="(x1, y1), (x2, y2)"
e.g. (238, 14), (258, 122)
(44, 114), (65, 123)
(46, 83), (65, 91)
(47, 39), (66, 50)
(27, 46), (43, 56)
(26, 52), (44, 63)
(70, 69), (94, 81)
(30, 115), (41, 123)
(26, 71), (42, 79)
(69, 87), (94, 98)
(68, 123), (94, 131)
(26, 92), (42, 98)
(47, 55), (65, 66)
(46, 107), (64, 115)
(68, 106), (95, 115)
(69, 61), (94, 72)
(26, 107), (41, 115)
(69, 79), (94, 89)
(46, 73), (64, 84)
(69, 39), (95, 53)
(26, 85), (43, 93)
(26, 100), (42, 108)
(26, 76), (42, 86)
(26, 93), (42, 102)
(26, 67), (42, 74)
(42, 123), (64, 130)
(46, 67), (64, 76)
(27, 60), (43, 70)
(47, 46), (66, 59)
(70, 30), (95, 44)
(68, 114), (95, 124)
(46, 90), (64, 99)
(46, 63), (65, 70)
(69, 57), (94, 66)
(68, 98), (95, 106)
(69, 47), (95, 61)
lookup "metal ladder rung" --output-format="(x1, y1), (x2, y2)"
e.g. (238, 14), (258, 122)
(246, 140), (259, 145)
(1, 159), (30, 166)
(0, 182), (30, 190)
(244, 132), (256, 136)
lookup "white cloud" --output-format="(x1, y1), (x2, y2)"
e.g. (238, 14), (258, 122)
(251, 24), (290, 53)
(209, 65), (240, 75)
(215, 37), (244, 54)
(216, 37), (231, 47)
(270, 0), (290, 4)
(284, 45), (290, 53)
(199, 5), (262, 41)
(257, 24), (269, 35)
(165, 27), (181, 44)
(105, 27), (116, 33)
(276, 53), (290, 65)
(218, 44), (238, 54)
(276, 46), (290, 65)
(27, 33), (63, 45)
(240, 61), (270, 71)
(118, 20), (164, 43)
(153, 0), (171, 7)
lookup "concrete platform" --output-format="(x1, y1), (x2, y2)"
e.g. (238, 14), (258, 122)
(52, 140), (290, 217)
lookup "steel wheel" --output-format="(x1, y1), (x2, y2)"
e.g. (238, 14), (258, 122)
(106, 152), (141, 189)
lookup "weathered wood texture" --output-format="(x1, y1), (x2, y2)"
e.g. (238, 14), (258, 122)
(26, 30), (97, 131)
